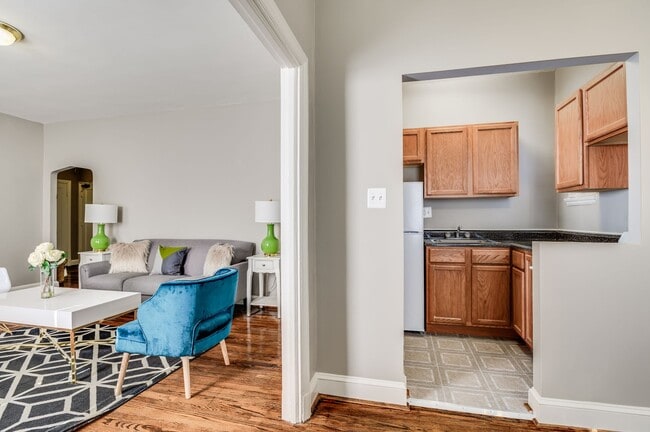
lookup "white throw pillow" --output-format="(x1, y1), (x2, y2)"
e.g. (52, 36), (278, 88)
(203, 243), (234, 276)
(109, 240), (151, 274)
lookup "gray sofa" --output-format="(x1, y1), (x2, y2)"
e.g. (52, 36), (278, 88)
(79, 239), (255, 302)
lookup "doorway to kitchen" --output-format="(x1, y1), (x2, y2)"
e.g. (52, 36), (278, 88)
(401, 54), (635, 419)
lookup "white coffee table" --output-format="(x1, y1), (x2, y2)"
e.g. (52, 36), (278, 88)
(0, 286), (140, 383)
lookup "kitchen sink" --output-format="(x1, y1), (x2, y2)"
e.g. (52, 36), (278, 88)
(428, 238), (495, 245)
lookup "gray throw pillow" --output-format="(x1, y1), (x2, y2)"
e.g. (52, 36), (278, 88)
(160, 247), (189, 275)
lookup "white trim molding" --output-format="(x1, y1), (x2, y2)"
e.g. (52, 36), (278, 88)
(229, 0), (311, 424)
(529, 387), (650, 432)
(311, 372), (407, 407)
(228, 0), (306, 68)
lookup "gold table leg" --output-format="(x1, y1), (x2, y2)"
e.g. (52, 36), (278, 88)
(0, 322), (12, 334)
(39, 329), (77, 383)
(69, 330), (76, 383)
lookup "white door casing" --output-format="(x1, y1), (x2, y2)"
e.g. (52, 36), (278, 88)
(228, 0), (311, 424)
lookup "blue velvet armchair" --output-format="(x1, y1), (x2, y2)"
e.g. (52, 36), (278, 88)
(114, 267), (239, 399)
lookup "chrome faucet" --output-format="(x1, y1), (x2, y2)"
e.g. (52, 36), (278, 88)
(456, 225), (461, 238)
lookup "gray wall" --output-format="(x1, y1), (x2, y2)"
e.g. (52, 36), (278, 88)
(42, 102), (280, 250)
(554, 64), (628, 233)
(313, 0), (648, 425)
(403, 72), (557, 230)
(0, 113), (44, 285)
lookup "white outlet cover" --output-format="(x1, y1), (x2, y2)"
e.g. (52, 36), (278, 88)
(423, 207), (432, 218)
(367, 188), (386, 208)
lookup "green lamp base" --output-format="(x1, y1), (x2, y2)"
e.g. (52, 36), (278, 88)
(90, 223), (111, 252)
(260, 223), (279, 255)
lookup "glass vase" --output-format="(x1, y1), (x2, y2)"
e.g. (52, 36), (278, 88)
(40, 267), (55, 299)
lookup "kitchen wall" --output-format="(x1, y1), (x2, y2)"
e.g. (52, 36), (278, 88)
(554, 63), (628, 233)
(0, 113), (44, 285)
(42, 101), (280, 250)
(403, 72), (557, 230)
(314, 0), (648, 429)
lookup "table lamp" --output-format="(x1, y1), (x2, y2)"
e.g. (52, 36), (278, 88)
(255, 200), (280, 255)
(84, 204), (118, 252)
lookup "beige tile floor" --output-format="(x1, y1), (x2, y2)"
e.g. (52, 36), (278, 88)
(404, 332), (533, 414)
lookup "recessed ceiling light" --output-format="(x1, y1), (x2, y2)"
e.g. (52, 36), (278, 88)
(0, 21), (24, 46)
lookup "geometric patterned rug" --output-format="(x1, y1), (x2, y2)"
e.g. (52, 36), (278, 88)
(0, 325), (182, 432)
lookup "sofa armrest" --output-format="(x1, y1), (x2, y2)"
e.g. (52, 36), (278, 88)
(229, 261), (248, 304)
(79, 261), (111, 287)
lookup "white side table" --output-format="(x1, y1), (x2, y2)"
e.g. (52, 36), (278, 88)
(246, 254), (281, 318)
(78, 251), (111, 288)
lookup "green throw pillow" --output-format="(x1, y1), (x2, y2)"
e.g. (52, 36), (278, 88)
(149, 245), (189, 275)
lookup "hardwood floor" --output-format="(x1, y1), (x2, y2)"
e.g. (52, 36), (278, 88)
(81, 308), (585, 432)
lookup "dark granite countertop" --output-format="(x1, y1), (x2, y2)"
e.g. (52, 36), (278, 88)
(424, 230), (620, 251)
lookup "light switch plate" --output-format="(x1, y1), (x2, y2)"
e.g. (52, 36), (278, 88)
(423, 207), (432, 218)
(367, 188), (386, 208)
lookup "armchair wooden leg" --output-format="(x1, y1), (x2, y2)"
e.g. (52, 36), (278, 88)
(115, 353), (130, 397)
(182, 357), (191, 399)
(220, 340), (230, 366)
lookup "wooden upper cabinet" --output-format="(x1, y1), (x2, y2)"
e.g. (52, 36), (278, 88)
(424, 121), (518, 198)
(582, 63), (627, 144)
(424, 126), (469, 197)
(555, 63), (628, 192)
(403, 128), (425, 165)
(472, 122), (519, 195)
(555, 91), (584, 190)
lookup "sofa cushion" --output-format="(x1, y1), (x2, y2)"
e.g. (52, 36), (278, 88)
(123, 274), (180, 296)
(109, 240), (151, 273)
(82, 272), (144, 291)
(203, 243), (234, 276)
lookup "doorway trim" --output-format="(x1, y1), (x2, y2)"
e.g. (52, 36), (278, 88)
(228, 0), (311, 424)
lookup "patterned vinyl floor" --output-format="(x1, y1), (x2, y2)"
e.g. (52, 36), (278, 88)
(404, 332), (533, 414)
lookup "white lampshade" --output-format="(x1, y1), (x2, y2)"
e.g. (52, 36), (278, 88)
(85, 204), (118, 224)
(255, 200), (280, 224)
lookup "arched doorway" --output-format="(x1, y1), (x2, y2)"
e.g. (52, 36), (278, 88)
(55, 167), (93, 264)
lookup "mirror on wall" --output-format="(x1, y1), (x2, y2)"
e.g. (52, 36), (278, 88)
(56, 167), (93, 263)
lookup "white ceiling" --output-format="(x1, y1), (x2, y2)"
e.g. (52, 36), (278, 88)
(0, 0), (279, 124)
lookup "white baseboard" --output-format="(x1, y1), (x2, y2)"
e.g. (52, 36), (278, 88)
(310, 372), (407, 407)
(529, 387), (650, 432)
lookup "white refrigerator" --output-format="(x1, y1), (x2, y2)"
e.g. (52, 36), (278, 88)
(403, 182), (424, 332)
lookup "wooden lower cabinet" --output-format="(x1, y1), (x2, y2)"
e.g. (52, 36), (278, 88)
(427, 263), (467, 325)
(471, 264), (511, 327)
(511, 266), (525, 338)
(523, 253), (533, 348)
(511, 249), (533, 349)
(426, 247), (514, 337)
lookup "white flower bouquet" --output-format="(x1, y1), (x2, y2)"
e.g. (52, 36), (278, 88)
(28, 242), (67, 273)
